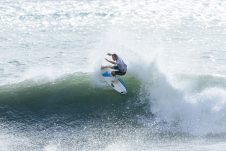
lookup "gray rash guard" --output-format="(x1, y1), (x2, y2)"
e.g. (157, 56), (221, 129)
(116, 57), (127, 72)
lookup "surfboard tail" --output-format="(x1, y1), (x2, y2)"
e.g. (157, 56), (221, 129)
(102, 71), (112, 77)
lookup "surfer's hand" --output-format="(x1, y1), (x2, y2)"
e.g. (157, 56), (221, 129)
(105, 58), (109, 62)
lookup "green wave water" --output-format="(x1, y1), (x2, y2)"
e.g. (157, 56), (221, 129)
(0, 73), (148, 125)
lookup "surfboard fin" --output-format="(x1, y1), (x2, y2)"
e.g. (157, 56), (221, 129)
(111, 83), (114, 87)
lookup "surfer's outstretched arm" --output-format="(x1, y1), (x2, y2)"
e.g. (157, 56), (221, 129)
(101, 65), (112, 70)
(105, 58), (116, 64)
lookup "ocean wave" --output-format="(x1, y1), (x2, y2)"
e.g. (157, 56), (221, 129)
(0, 73), (145, 123)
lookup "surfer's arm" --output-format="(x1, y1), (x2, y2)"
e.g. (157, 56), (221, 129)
(101, 65), (115, 70)
(105, 58), (116, 64)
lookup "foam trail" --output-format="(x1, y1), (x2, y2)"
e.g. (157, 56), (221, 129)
(135, 62), (226, 135)
(89, 27), (226, 135)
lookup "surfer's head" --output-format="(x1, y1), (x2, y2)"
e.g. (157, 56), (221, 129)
(112, 54), (118, 61)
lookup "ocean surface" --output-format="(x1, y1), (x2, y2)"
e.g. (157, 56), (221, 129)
(1, 0), (226, 150)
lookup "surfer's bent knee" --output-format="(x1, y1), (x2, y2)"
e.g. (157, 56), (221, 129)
(111, 71), (116, 76)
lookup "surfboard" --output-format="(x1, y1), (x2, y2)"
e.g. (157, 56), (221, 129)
(101, 68), (127, 94)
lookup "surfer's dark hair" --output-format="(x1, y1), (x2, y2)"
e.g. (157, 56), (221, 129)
(112, 54), (118, 58)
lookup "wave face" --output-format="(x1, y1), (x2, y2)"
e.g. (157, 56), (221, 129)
(1, 0), (226, 150)
(0, 74), (142, 122)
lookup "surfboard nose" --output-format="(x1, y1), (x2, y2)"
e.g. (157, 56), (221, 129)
(120, 90), (127, 95)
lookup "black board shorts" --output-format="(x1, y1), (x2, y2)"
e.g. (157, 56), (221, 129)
(113, 66), (126, 76)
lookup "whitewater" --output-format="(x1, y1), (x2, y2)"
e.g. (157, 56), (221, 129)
(1, 0), (226, 150)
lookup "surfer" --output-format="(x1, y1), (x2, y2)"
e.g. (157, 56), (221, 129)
(101, 53), (127, 76)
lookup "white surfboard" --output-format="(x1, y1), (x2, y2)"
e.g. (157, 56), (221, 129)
(101, 68), (127, 94)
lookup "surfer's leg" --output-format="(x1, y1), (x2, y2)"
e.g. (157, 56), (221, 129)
(112, 66), (119, 70)
(112, 71), (126, 77)
(115, 70), (126, 76)
(111, 71), (116, 76)
(112, 66), (126, 76)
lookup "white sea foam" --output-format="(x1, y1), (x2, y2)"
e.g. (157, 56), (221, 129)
(87, 25), (226, 136)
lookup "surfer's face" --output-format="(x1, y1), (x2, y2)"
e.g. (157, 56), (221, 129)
(112, 56), (117, 61)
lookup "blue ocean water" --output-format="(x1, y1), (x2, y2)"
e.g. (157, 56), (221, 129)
(1, 0), (226, 150)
